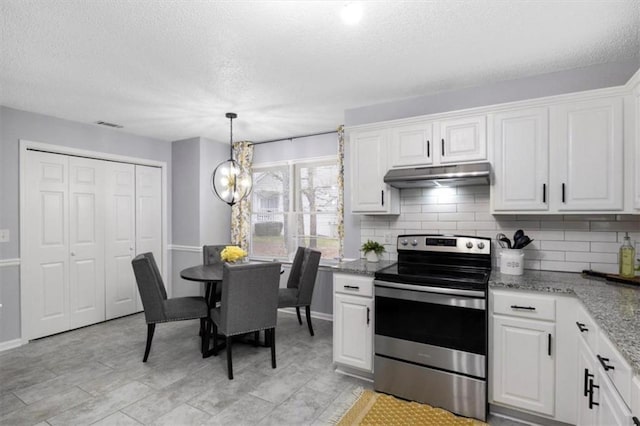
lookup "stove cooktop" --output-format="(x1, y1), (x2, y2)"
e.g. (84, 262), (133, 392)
(374, 262), (490, 292)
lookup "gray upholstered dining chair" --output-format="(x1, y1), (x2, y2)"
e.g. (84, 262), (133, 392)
(132, 252), (209, 362)
(210, 262), (281, 380)
(278, 247), (322, 336)
(202, 244), (227, 302)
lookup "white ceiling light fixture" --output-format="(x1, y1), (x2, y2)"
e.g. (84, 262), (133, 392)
(211, 113), (253, 206)
(341, 2), (362, 25)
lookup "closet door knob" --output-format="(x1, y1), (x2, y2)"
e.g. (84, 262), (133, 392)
(70, 251), (76, 256)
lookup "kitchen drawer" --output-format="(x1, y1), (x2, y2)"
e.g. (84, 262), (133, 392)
(492, 290), (556, 321)
(334, 273), (373, 297)
(597, 330), (632, 406)
(576, 303), (599, 353)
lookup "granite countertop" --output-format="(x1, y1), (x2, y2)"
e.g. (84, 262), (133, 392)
(330, 259), (396, 276)
(333, 260), (640, 376)
(491, 270), (640, 376)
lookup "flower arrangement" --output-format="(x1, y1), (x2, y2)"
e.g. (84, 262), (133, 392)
(220, 245), (248, 263)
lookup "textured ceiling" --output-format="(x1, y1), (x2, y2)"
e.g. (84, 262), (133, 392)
(1, 0), (638, 143)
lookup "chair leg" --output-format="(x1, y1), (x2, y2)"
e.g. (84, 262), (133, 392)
(226, 336), (233, 380)
(270, 328), (276, 369)
(212, 322), (219, 356)
(296, 306), (302, 325)
(305, 305), (314, 336)
(143, 323), (155, 362)
(201, 318), (210, 358)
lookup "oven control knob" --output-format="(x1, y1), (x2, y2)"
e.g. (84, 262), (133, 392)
(466, 241), (473, 249)
(411, 239), (418, 247)
(478, 242), (485, 249)
(400, 239), (408, 246)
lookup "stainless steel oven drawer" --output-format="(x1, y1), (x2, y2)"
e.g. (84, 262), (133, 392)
(374, 355), (486, 421)
(375, 335), (485, 378)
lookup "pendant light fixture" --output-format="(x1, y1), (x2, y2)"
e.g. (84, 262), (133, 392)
(211, 112), (253, 206)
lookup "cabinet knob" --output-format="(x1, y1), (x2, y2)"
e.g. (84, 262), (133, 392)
(70, 251), (76, 256)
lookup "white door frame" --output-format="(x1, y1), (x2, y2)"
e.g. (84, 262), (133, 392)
(19, 139), (169, 344)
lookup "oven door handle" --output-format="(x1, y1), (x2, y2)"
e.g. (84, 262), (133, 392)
(374, 282), (486, 310)
(374, 280), (486, 298)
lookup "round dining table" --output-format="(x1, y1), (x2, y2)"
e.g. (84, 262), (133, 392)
(180, 263), (223, 308)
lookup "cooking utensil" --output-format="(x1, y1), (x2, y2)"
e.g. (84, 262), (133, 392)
(496, 233), (511, 249)
(515, 236), (534, 249)
(513, 229), (524, 244)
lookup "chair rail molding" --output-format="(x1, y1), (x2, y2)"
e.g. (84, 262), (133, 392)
(169, 245), (202, 253)
(0, 258), (20, 267)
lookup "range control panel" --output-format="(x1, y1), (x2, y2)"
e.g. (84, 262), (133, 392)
(397, 234), (491, 255)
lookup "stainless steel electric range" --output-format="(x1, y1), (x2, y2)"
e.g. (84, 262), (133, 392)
(373, 234), (491, 421)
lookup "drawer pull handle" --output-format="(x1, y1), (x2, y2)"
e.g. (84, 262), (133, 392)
(547, 333), (552, 356)
(344, 285), (360, 291)
(576, 321), (589, 332)
(633, 416), (640, 426)
(510, 305), (536, 311)
(597, 355), (615, 371)
(588, 379), (599, 409)
(367, 307), (370, 325)
(583, 368), (594, 397)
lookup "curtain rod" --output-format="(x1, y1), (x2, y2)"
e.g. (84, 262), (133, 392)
(251, 129), (337, 146)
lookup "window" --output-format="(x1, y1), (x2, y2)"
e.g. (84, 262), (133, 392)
(250, 157), (340, 261)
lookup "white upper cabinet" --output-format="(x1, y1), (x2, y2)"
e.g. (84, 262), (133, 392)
(350, 128), (399, 214)
(550, 97), (623, 211)
(634, 84), (640, 209)
(389, 122), (434, 167)
(438, 115), (487, 164)
(492, 107), (549, 211)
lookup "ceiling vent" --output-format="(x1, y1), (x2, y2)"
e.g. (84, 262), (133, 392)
(95, 120), (123, 129)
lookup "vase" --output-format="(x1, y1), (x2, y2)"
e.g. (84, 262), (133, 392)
(365, 252), (379, 263)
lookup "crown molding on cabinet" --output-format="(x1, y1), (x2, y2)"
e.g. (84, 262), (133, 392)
(346, 75), (636, 132)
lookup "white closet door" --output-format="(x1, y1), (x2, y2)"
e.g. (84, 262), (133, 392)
(105, 162), (137, 319)
(24, 151), (70, 339)
(68, 157), (106, 329)
(136, 165), (163, 304)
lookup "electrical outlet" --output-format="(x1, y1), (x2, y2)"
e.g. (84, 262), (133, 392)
(0, 229), (9, 243)
(384, 232), (392, 244)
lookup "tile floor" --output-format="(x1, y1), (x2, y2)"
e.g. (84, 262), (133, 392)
(1, 312), (524, 425)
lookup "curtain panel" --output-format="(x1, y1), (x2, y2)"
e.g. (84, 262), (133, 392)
(231, 141), (253, 250)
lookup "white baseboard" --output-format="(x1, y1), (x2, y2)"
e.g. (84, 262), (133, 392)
(0, 338), (23, 352)
(278, 307), (333, 322)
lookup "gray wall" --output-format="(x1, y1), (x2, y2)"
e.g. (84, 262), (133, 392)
(171, 137), (201, 246)
(345, 59), (640, 126)
(170, 136), (231, 298)
(0, 106), (172, 344)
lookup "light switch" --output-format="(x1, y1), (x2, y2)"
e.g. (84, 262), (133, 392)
(0, 229), (9, 243)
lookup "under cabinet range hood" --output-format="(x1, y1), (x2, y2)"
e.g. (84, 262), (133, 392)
(383, 162), (491, 188)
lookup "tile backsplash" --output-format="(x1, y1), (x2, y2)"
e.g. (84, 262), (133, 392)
(360, 186), (640, 274)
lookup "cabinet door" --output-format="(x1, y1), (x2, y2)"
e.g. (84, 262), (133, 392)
(550, 97), (623, 211)
(492, 315), (555, 415)
(105, 162), (137, 319)
(597, 368), (633, 426)
(389, 122), (433, 167)
(634, 86), (640, 209)
(350, 129), (398, 213)
(23, 151), (70, 339)
(68, 157), (106, 329)
(333, 293), (373, 372)
(577, 339), (598, 426)
(438, 115), (487, 164)
(492, 108), (549, 211)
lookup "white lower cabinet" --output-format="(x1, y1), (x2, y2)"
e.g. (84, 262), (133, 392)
(333, 273), (374, 374)
(492, 315), (555, 415)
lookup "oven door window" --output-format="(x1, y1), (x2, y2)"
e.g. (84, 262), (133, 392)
(375, 295), (486, 355)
